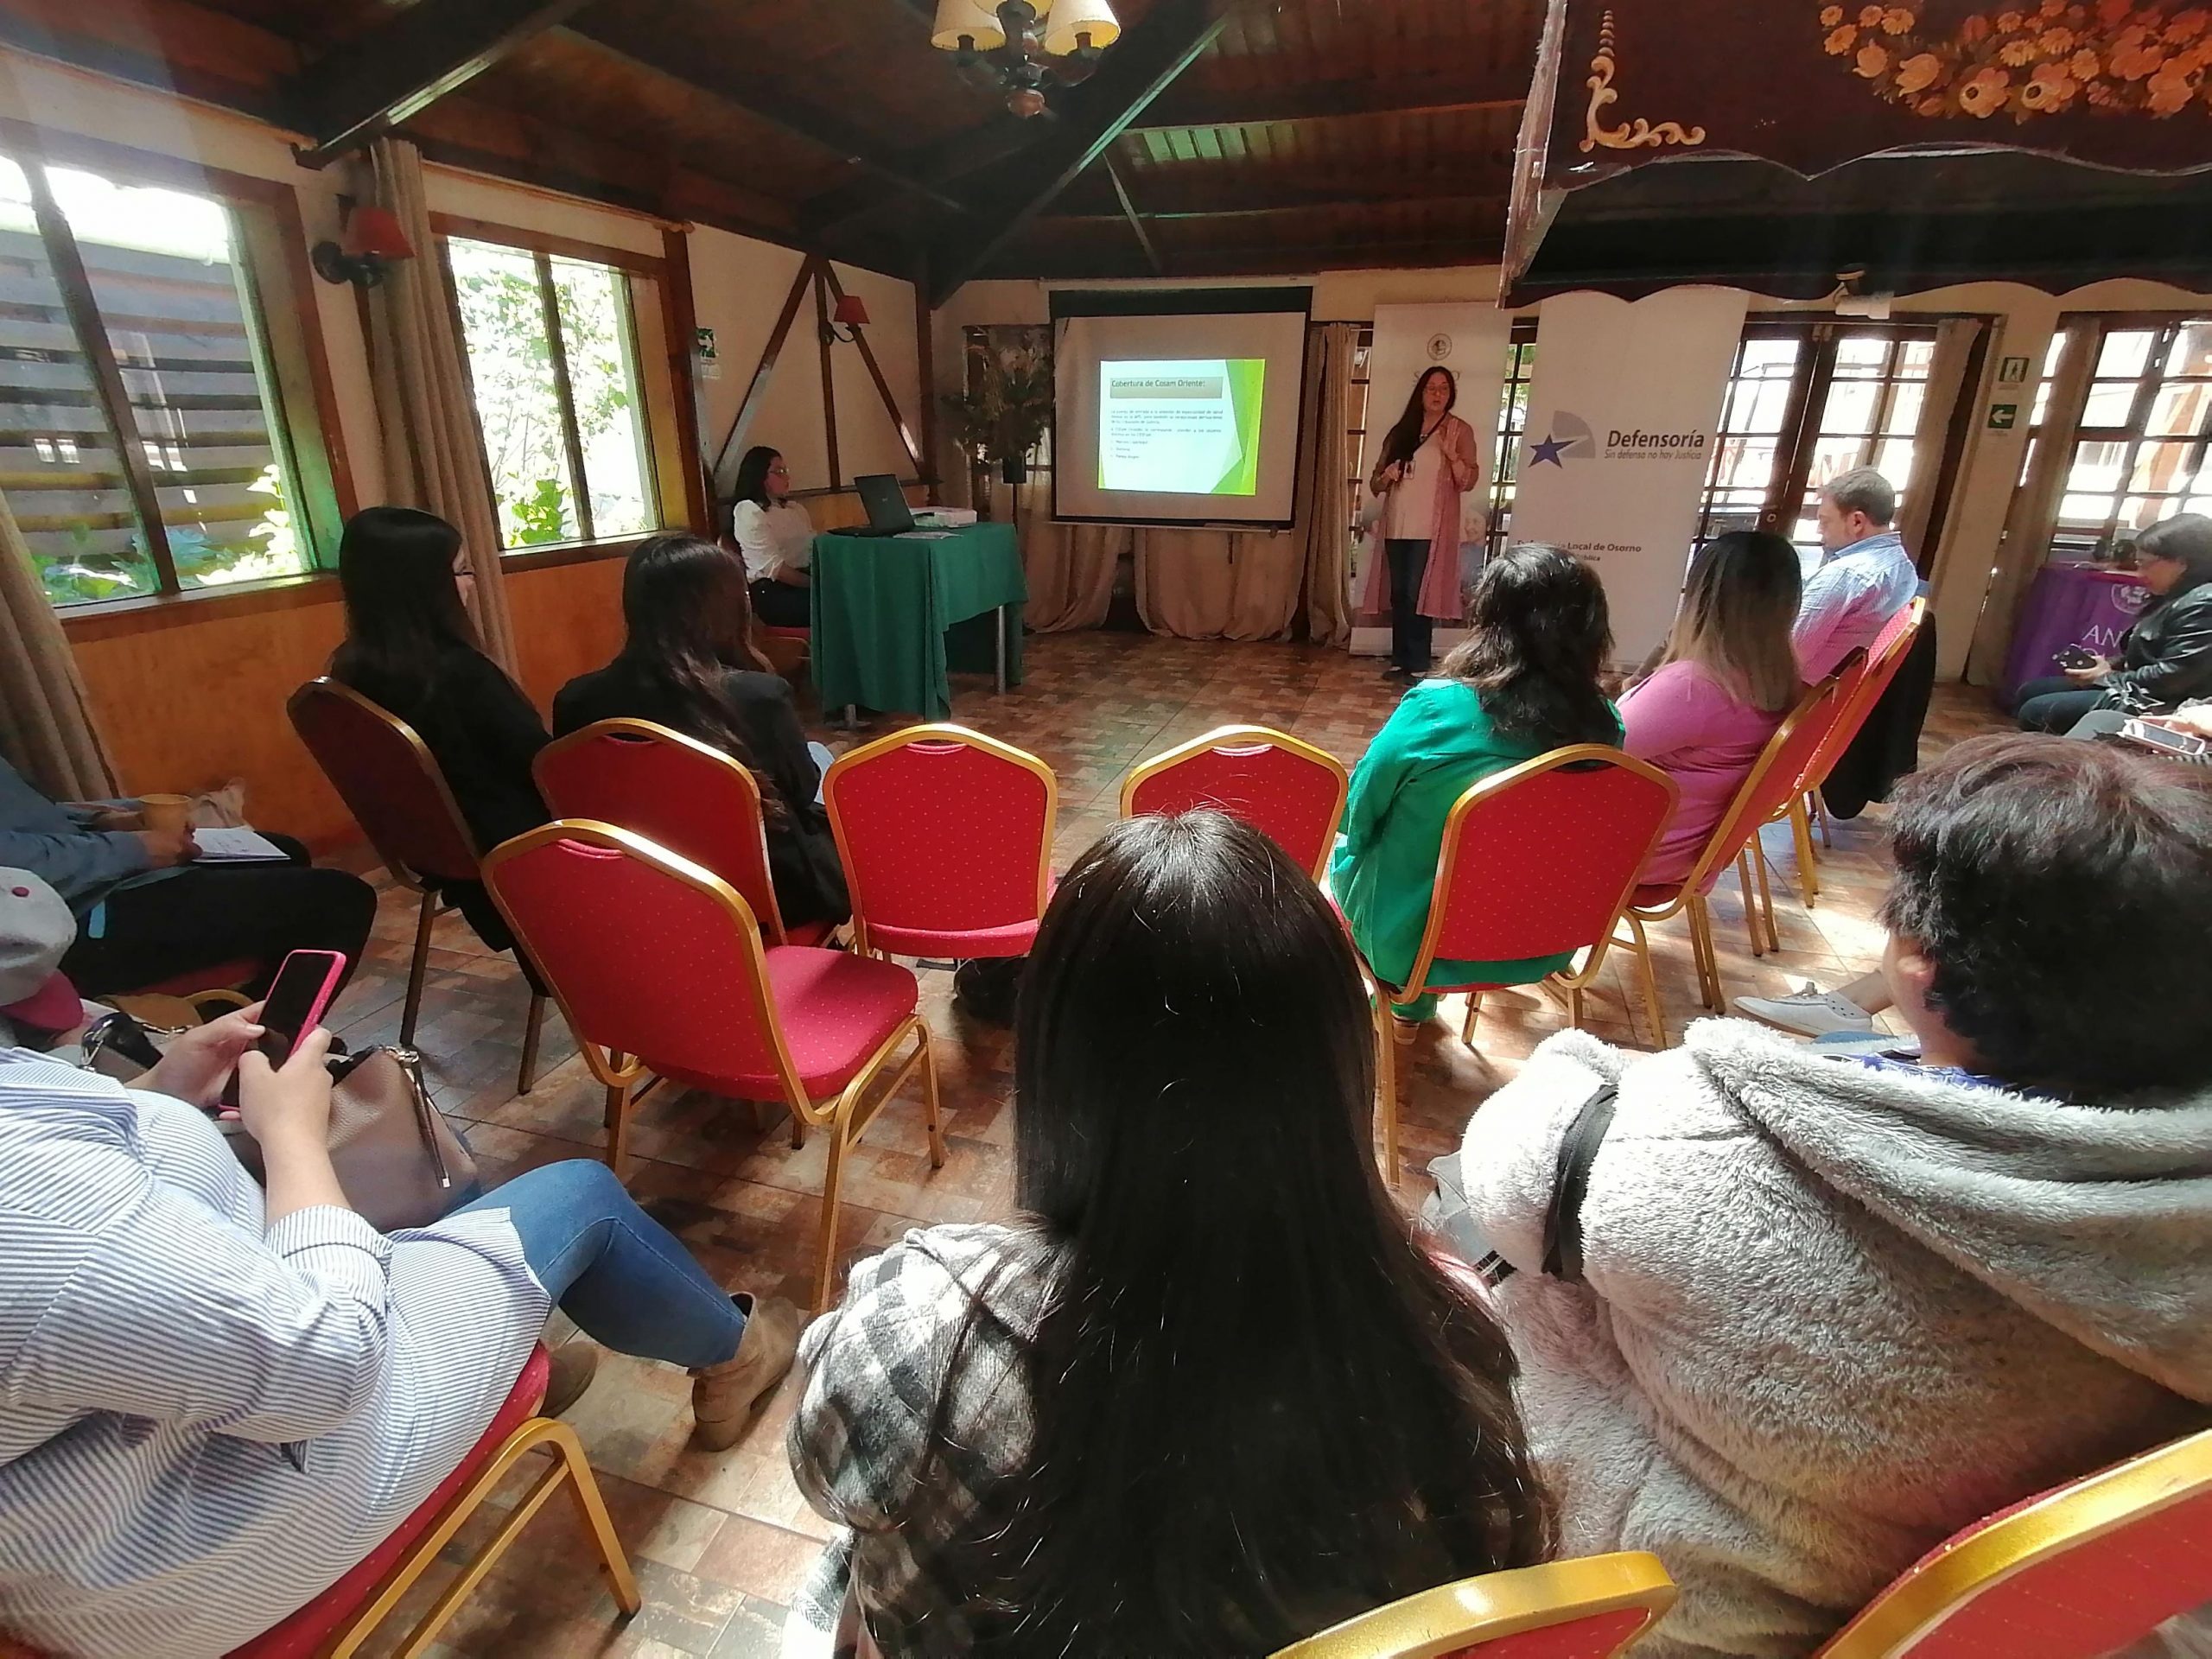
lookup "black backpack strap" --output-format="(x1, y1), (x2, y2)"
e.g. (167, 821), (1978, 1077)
(1541, 1081), (1620, 1284)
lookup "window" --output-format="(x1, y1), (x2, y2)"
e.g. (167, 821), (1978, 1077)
(2039, 317), (2212, 556)
(1484, 321), (1540, 562)
(0, 149), (321, 607)
(445, 232), (658, 550)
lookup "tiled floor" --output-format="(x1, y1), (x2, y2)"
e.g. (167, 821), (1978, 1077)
(324, 631), (2007, 1657)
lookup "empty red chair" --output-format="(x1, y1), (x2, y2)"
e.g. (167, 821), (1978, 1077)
(1269, 1551), (1677, 1658)
(1120, 725), (1351, 880)
(822, 724), (1055, 959)
(289, 677), (549, 1092)
(534, 717), (833, 946)
(1628, 669), (1849, 1014)
(226, 1344), (637, 1659)
(1351, 747), (1678, 1181)
(1818, 1425), (2212, 1659)
(484, 821), (943, 1308)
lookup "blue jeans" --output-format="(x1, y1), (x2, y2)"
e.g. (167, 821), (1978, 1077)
(454, 1160), (747, 1370)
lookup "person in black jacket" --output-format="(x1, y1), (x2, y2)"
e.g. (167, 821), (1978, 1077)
(328, 505), (549, 957)
(553, 534), (849, 931)
(2017, 513), (2212, 733)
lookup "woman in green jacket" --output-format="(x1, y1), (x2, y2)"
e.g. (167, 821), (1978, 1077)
(1331, 543), (1622, 1023)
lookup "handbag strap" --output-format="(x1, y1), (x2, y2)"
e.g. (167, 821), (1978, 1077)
(1541, 1080), (1620, 1284)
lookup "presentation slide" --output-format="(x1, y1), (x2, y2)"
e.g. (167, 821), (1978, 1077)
(1097, 359), (1265, 497)
(1052, 291), (1310, 529)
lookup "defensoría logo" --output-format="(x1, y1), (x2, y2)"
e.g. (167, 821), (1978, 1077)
(1526, 411), (1597, 467)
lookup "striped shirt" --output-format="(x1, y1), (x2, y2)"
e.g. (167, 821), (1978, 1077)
(0, 1051), (547, 1659)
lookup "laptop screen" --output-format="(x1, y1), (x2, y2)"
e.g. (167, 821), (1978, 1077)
(853, 474), (914, 533)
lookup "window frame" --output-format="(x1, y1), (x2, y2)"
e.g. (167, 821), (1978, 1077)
(0, 118), (355, 616)
(431, 213), (693, 563)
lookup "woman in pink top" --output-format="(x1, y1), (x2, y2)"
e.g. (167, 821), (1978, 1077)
(1621, 531), (1804, 886)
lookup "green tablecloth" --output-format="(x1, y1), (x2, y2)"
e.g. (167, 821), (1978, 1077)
(810, 522), (1026, 720)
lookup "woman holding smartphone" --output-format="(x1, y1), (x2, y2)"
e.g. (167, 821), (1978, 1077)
(1362, 365), (1481, 679)
(0, 927), (799, 1659)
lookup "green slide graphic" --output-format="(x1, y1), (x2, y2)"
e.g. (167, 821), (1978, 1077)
(1215, 359), (1265, 495)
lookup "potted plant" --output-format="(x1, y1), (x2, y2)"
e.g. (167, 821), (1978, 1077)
(944, 338), (1054, 486)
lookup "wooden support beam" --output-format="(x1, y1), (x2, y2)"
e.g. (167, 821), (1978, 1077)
(1104, 158), (1165, 276)
(715, 257), (820, 497)
(822, 265), (925, 479)
(914, 249), (938, 499)
(283, 0), (597, 166)
(816, 268), (841, 492)
(1130, 67), (1529, 130)
(928, 0), (1232, 303)
(660, 224), (714, 535)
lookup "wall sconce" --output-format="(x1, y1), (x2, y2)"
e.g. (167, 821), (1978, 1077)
(823, 293), (871, 344)
(311, 202), (416, 288)
(931, 0), (1121, 118)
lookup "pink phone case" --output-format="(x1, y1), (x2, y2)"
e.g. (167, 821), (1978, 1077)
(266, 948), (346, 1058)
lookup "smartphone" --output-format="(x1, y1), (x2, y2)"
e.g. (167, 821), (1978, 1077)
(2119, 718), (2212, 762)
(2055, 644), (2098, 670)
(257, 949), (346, 1064)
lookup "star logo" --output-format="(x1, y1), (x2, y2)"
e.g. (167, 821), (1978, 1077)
(1524, 410), (1596, 469)
(1529, 433), (1573, 467)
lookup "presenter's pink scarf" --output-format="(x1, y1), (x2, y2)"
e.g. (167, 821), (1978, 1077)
(1360, 413), (1472, 624)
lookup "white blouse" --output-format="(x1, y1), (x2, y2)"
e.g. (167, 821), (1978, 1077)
(0, 1053), (546, 1659)
(1387, 429), (1446, 543)
(734, 499), (817, 582)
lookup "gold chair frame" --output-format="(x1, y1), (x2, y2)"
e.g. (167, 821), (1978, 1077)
(484, 820), (944, 1310)
(1361, 747), (1679, 1185)
(822, 722), (1058, 960)
(1270, 1550), (1677, 1659)
(1119, 724), (1351, 881)
(1817, 1426), (2212, 1658)
(289, 678), (548, 1096)
(535, 718), (807, 945)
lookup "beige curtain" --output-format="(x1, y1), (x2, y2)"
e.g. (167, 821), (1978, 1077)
(1303, 322), (1357, 646)
(0, 493), (118, 798)
(365, 137), (519, 673)
(1014, 480), (1126, 632)
(1134, 326), (1329, 642)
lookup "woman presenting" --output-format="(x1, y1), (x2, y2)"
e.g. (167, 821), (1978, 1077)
(1363, 365), (1480, 677)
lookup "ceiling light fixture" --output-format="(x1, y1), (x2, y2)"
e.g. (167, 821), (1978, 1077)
(931, 0), (1122, 118)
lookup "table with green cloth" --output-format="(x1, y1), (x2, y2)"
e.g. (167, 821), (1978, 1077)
(809, 522), (1026, 721)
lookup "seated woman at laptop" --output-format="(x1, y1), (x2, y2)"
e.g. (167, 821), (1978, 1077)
(728, 444), (813, 629)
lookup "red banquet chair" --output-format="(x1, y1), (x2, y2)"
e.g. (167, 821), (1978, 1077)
(1817, 1425), (2212, 1659)
(1120, 725), (1351, 880)
(822, 723), (1056, 960)
(483, 820), (943, 1308)
(534, 718), (834, 946)
(289, 677), (549, 1093)
(1627, 668), (1850, 1013)
(1269, 1552), (1677, 1659)
(1354, 747), (1679, 1182)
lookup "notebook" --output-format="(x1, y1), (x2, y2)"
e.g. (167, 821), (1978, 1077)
(191, 827), (290, 863)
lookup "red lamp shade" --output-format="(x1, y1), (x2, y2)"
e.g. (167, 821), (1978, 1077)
(831, 293), (870, 329)
(347, 207), (416, 262)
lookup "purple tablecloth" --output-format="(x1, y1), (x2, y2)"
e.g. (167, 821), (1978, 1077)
(2000, 563), (2150, 707)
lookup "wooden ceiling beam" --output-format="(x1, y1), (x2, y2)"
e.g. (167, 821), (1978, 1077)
(1039, 190), (1510, 224)
(981, 236), (1508, 281)
(927, 0), (1234, 303)
(283, 0), (598, 166)
(1053, 166), (1510, 217)
(1130, 66), (1529, 129)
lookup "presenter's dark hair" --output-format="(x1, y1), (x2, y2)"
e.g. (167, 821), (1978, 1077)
(330, 505), (494, 698)
(1882, 733), (2212, 1099)
(730, 445), (782, 511)
(614, 534), (778, 816)
(1444, 543), (1617, 747)
(911, 811), (1550, 1656)
(1380, 365), (1459, 471)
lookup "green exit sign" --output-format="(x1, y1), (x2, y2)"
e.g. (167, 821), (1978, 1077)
(1988, 404), (2019, 430)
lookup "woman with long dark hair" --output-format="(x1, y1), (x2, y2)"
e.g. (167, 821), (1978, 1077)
(1360, 365), (1481, 677)
(1621, 531), (1804, 885)
(329, 505), (548, 952)
(728, 444), (815, 630)
(1332, 543), (1620, 1027)
(787, 811), (1549, 1658)
(554, 534), (848, 929)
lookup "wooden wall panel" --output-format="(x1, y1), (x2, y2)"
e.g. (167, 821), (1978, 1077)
(506, 554), (626, 709)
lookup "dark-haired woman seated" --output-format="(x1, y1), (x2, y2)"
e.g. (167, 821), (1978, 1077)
(1332, 543), (1622, 1023)
(785, 812), (1550, 1658)
(554, 534), (848, 931)
(329, 505), (548, 956)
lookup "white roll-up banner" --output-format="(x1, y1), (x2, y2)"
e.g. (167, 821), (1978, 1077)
(1510, 288), (1749, 667)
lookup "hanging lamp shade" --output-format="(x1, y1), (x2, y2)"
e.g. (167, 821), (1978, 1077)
(1043, 0), (1117, 54)
(931, 0), (1006, 51)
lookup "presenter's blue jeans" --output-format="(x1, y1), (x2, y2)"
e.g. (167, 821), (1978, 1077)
(1386, 538), (1433, 671)
(454, 1160), (747, 1369)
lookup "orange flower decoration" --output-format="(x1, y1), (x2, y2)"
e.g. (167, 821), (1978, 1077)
(1856, 39), (1893, 74)
(2168, 9), (2212, 41)
(2095, 0), (2132, 23)
(1995, 10), (2026, 29)
(1827, 22), (1860, 51)
(2038, 25), (2076, 51)
(2070, 46), (2103, 75)
(1882, 6), (1916, 31)
(1821, 3), (1846, 21)
(1896, 50), (1947, 92)
(1959, 63), (2015, 113)
(1859, 3), (1885, 22)
(2112, 35), (2168, 76)
(2147, 61), (2201, 109)
(2020, 61), (2081, 107)
(1961, 15), (1994, 42)
(1999, 36), (2040, 60)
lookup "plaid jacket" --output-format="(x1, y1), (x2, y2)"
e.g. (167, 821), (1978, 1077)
(785, 1223), (1046, 1659)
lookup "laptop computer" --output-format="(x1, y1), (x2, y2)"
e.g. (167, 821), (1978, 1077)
(827, 473), (917, 537)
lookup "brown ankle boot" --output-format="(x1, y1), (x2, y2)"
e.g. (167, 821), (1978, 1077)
(690, 1294), (801, 1450)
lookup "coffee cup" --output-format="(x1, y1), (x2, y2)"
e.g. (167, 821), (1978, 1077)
(139, 793), (193, 836)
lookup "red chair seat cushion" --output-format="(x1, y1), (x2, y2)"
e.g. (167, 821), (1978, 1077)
(762, 626), (810, 640)
(864, 917), (1039, 959)
(226, 1347), (550, 1659)
(783, 918), (835, 948)
(666, 946), (918, 1101)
